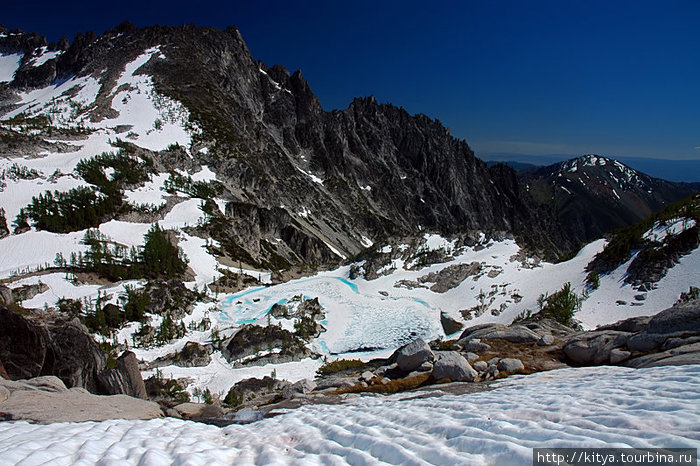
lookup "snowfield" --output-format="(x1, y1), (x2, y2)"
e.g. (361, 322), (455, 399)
(1, 364), (698, 465)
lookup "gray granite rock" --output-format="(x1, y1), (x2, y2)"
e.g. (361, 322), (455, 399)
(472, 360), (488, 372)
(497, 358), (525, 374)
(0, 377), (163, 423)
(538, 334), (555, 346)
(457, 339), (491, 352)
(432, 352), (477, 382)
(394, 338), (434, 372)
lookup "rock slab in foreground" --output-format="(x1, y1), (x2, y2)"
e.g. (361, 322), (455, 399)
(0, 376), (163, 423)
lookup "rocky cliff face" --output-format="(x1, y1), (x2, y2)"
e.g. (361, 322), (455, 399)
(0, 23), (573, 265)
(0, 305), (144, 397)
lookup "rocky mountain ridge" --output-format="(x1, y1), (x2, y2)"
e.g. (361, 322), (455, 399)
(519, 154), (696, 245)
(1, 23), (571, 268)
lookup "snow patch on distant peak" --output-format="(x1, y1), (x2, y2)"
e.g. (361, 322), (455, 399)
(297, 167), (323, 185)
(29, 47), (62, 67)
(0, 52), (23, 82)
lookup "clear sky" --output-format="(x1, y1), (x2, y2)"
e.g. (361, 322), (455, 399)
(3, 0), (699, 161)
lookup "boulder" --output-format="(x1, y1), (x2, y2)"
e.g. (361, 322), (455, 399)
(0, 306), (47, 380)
(417, 361), (434, 372)
(485, 365), (499, 379)
(537, 334), (555, 346)
(597, 316), (652, 333)
(149, 341), (212, 368)
(457, 338), (491, 352)
(432, 352), (477, 382)
(609, 349), (631, 364)
(0, 285), (13, 306)
(44, 318), (108, 393)
(440, 311), (464, 335)
(645, 301), (700, 335)
(497, 358), (525, 374)
(394, 338), (434, 372)
(0, 385), (9, 403)
(174, 402), (223, 420)
(625, 342), (700, 368)
(563, 331), (631, 365)
(25, 375), (67, 392)
(222, 324), (306, 362)
(315, 377), (356, 391)
(0, 305), (144, 397)
(626, 333), (667, 352)
(99, 351), (148, 399)
(460, 324), (541, 343)
(360, 371), (375, 382)
(282, 378), (316, 399)
(520, 317), (578, 338)
(472, 360), (488, 372)
(464, 352), (479, 362)
(662, 336), (700, 351)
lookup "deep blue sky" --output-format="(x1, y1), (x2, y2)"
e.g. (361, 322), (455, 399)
(3, 0), (699, 163)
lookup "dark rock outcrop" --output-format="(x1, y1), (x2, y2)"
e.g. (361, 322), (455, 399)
(148, 341), (213, 369)
(99, 351), (148, 399)
(0, 305), (145, 396)
(562, 297), (700, 368)
(222, 324), (310, 363)
(440, 311), (464, 335)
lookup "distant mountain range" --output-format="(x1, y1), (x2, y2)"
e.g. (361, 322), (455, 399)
(516, 154), (696, 245)
(484, 154), (700, 183)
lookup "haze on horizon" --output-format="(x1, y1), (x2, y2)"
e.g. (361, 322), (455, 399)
(3, 0), (699, 165)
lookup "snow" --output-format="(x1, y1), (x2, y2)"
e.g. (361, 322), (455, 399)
(0, 170), (85, 224)
(190, 165), (217, 182)
(0, 230), (87, 278)
(643, 217), (696, 243)
(141, 354), (324, 398)
(0, 52), (23, 82)
(422, 233), (457, 252)
(123, 173), (170, 207)
(30, 48), (62, 67)
(5, 74), (102, 124)
(1, 364), (698, 465)
(578, 245), (700, 329)
(297, 167), (324, 185)
(109, 47), (194, 152)
(360, 235), (373, 248)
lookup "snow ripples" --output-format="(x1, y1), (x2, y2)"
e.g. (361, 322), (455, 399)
(1, 365), (698, 465)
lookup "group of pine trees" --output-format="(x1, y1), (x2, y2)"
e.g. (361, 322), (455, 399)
(18, 151), (152, 233)
(54, 225), (189, 281)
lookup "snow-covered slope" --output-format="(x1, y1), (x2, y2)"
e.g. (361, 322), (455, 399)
(4, 220), (699, 395)
(1, 364), (698, 465)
